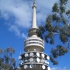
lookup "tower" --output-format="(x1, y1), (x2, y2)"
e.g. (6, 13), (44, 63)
(18, 0), (50, 70)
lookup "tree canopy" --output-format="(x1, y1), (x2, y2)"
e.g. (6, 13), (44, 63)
(0, 47), (16, 70)
(38, 0), (70, 65)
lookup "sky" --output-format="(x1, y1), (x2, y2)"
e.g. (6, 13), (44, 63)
(0, 0), (70, 70)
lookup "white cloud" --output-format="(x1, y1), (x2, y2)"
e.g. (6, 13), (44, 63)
(21, 33), (27, 39)
(0, 0), (58, 38)
(0, 0), (32, 28)
(51, 67), (70, 70)
(9, 25), (27, 39)
(9, 25), (21, 36)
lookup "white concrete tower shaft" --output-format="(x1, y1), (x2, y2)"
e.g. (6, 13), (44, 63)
(32, 0), (37, 28)
(18, 0), (50, 70)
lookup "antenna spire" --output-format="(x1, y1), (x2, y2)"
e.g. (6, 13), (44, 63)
(32, 0), (37, 28)
(33, 0), (36, 7)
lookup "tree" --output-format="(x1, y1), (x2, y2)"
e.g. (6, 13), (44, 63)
(37, 0), (70, 65)
(0, 47), (16, 70)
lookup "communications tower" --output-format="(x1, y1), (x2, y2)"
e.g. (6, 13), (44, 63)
(18, 0), (50, 70)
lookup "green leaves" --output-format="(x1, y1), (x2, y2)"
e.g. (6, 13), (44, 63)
(52, 3), (59, 13)
(11, 58), (16, 67)
(52, 14), (60, 22)
(60, 0), (68, 5)
(66, 10), (70, 15)
(60, 6), (65, 13)
(0, 47), (16, 70)
(4, 47), (15, 54)
(50, 38), (54, 44)
(0, 49), (3, 54)
(39, 25), (45, 34)
(45, 33), (54, 44)
(45, 23), (53, 32)
(50, 56), (58, 65)
(51, 45), (68, 58)
(39, 0), (70, 65)
(50, 45), (68, 65)
(66, 10), (70, 18)
(60, 34), (68, 43)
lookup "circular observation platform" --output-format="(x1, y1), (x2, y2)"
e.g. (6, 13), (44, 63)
(24, 37), (44, 52)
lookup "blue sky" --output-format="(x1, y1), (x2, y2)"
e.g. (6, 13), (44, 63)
(0, 0), (70, 70)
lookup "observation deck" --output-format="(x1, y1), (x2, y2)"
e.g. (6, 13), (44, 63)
(24, 36), (44, 52)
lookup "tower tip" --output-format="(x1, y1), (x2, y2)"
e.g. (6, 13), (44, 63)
(32, 0), (37, 28)
(32, 0), (36, 8)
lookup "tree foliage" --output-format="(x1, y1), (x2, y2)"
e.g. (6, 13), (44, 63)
(0, 47), (16, 70)
(38, 0), (70, 65)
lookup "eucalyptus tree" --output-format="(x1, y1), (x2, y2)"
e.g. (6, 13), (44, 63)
(38, 0), (70, 65)
(0, 47), (16, 70)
